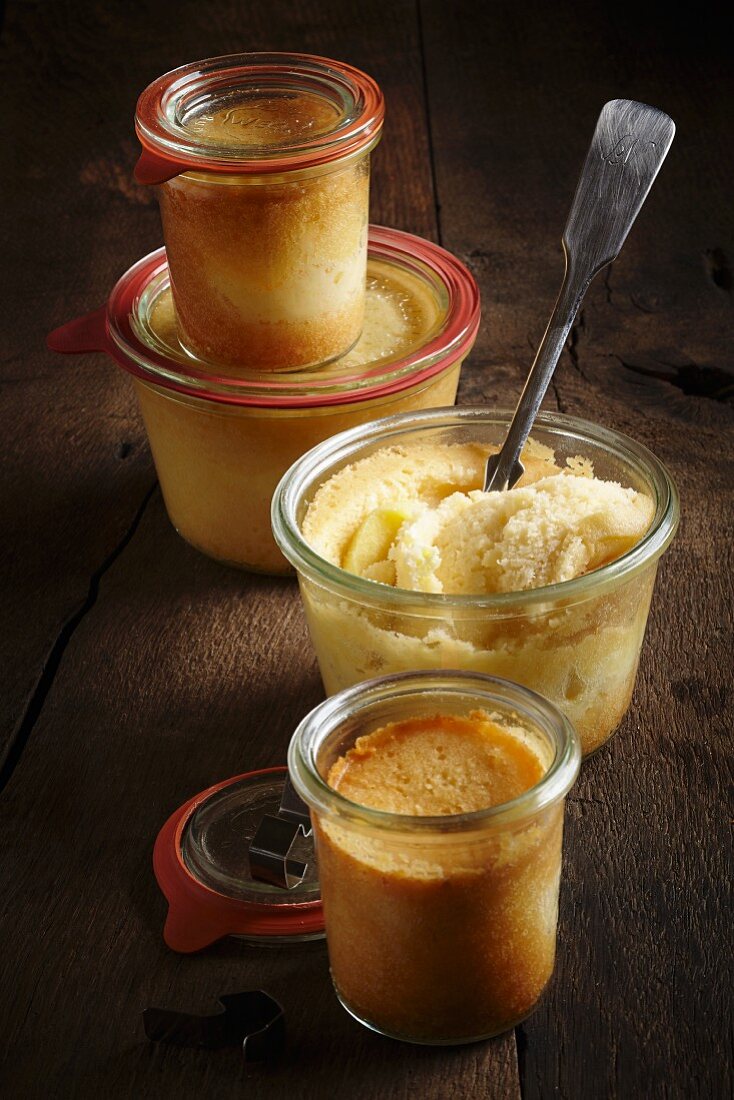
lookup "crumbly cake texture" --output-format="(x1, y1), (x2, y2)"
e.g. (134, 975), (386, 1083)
(302, 562), (654, 757)
(326, 711), (544, 816)
(302, 440), (654, 593)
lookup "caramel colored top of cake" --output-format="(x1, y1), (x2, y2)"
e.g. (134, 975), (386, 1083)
(326, 711), (544, 817)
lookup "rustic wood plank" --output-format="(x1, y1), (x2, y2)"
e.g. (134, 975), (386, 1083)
(3, 0), (732, 1095)
(0, 0), (162, 772)
(0, 1), (520, 1097)
(0, 429), (520, 1099)
(0, 0), (438, 772)
(422, 1), (733, 1097)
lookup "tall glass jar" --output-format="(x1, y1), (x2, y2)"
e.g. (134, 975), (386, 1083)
(135, 53), (384, 371)
(288, 670), (581, 1044)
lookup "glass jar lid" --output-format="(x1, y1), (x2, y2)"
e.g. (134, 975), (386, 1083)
(47, 226), (480, 408)
(135, 52), (385, 184)
(153, 767), (324, 952)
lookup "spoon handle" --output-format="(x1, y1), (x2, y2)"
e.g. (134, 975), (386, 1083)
(484, 99), (675, 492)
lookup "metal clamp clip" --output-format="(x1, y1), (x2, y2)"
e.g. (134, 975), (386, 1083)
(248, 774), (312, 889)
(143, 990), (285, 1062)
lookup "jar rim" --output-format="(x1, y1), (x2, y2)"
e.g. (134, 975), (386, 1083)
(135, 52), (385, 176)
(288, 671), (581, 832)
(271, 406), (680, 608)
(103, 229), (480, 407)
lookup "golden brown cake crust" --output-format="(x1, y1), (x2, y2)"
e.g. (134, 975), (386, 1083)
(327, 711), (544, 816)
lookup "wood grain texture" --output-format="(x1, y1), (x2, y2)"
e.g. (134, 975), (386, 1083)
(422, 1), (734, 1097)
(0, 0), (436, 768)
(0, 1), (517, 1097)
(0, 0), (162, 771)
(1, 0), (732, 1097)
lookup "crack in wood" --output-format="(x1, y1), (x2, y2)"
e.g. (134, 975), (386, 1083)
(416, 0), (443, 245)
(704, 248), (732, 295)
(0, 480), (158, 794)
(603, 263), (614, 305)
(550, 376), (566, 413)
(566, 309), (591, 382)
(614, 356), (734, 406)
(515, 1020), (528, 1100)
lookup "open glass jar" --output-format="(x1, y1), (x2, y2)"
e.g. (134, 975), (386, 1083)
(47, 229), (479, 573)
(288, 670), (581, 1044)
(272, 408), (679, 755)
(135, 53), (384, 370)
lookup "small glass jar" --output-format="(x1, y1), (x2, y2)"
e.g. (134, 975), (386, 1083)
(272, 408), (679, 755)
(47, 229), (479, 573)
(288, 670), (581, 1044)
(135, 53), (384, 371)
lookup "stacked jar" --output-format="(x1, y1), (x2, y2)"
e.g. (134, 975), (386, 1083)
(49, 53), (479, 572)
(135, 53), (384, 372)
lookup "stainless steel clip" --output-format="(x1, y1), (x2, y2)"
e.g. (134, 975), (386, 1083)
(248, 774), (313, 889)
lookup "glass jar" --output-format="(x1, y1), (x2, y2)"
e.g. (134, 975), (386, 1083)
(272, 408), (679, 755)
(47, 229), (479, 573)
(135, 53), (384, 370)
(288, 670), (581, 1044)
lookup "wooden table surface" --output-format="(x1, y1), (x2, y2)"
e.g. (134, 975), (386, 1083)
(1, 2), (732, 1097)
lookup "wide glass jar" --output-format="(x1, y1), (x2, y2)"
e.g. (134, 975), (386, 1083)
(272, 408), (679, 755)
(47, 229), (480, 573)
(135, 53), (384, 370)
(288, 670), (581, 1044)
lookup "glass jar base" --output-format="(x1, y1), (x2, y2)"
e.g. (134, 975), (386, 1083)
(176, 326), (364, 377)
(334, 988), (539, 1047)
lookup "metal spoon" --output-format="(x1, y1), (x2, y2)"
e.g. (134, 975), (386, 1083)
(483, 99), (675, 492)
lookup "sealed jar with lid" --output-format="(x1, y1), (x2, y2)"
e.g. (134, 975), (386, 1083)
(47, 227), (480, 574)
(135, 53), (384, 371)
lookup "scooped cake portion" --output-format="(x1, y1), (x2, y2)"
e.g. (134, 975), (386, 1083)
(303, 440), (653, 592)
(298, 437), (658, 757)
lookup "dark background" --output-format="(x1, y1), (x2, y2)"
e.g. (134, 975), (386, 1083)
(1, 2), (732, 1097)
